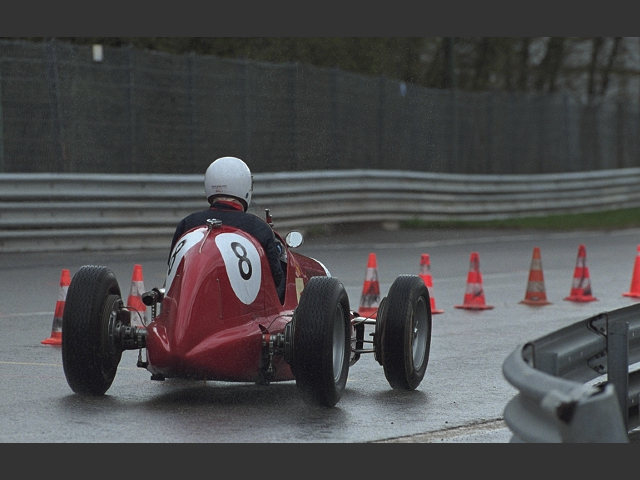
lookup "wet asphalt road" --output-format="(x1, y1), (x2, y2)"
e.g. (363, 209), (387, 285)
(2, 225), (640, 443)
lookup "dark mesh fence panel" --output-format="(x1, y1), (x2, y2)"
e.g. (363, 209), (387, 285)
(0, 39), (638, 175)
(131, 48), (193, 173)
(333, 71), (382, 170)
(244, 62), (296, 172)
(379, 78), (421, 172)
(618, 102), (640, 169)
(55, 43), (133, 172)
(292, 64), (335, 171)
(420, 89), (454, 173)
(0, 41), (57, 172)
(191, 55), (249, 170)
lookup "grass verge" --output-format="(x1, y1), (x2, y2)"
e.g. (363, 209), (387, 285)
(400, 207), (640, 231)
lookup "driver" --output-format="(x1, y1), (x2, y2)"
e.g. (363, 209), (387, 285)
(169, 156), (286, 303)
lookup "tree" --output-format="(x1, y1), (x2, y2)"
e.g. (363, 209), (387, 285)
(534, 37), (566, 93)
(9, 36), (636, 102)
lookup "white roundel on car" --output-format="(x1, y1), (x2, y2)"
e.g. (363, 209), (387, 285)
(215, 232), (262, 305)
(165, 226), (207, 292)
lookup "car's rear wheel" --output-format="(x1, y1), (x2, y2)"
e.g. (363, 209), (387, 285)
(62, 265), (126, 395)
(377, 275), (431, 390)
(291, 276), (351, 407)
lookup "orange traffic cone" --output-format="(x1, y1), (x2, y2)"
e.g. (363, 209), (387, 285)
(623, 245), (640, 298)
(520, 247), (551, 306)
(359, 252), (380, 318)
(41, 269), (71, 345)
(564, 244), (597, 302)
(455, 252), (493, 310)
(127, 264), (147, 326)
(418, 253), (443, 314)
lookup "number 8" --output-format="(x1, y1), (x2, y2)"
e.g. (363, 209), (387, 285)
(231, 241), (252, 280)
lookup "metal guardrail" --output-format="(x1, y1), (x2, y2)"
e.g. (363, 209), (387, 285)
(502, 302), (640, 442)
(2, 168), (640, 253)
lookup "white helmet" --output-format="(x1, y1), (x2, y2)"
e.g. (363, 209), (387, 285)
(204, 156), (253, 211)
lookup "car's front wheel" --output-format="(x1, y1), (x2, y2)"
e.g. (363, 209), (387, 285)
(290, 276), (351, 407)
(62, 265), (127, 395)
(376, 275), (432, 390)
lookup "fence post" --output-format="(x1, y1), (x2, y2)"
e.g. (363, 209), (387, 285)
(607, 315), (629, 431)
(330, 68), (338, 169)
(127, 44), (136, 172)
(289, 62), (298, 170)
(0, 62), (4, 172)
(242, 60), (251, 160)
(377, 76), (385, 169)
(187, 52), (195, 169)
(450, 90), (459, 172)
(45, 39), (66, 172)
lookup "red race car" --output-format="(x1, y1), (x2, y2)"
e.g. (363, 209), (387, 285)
(61, 213), (432, 407)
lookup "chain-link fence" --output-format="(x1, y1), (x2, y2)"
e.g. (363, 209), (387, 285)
(1, 38), (638, 175)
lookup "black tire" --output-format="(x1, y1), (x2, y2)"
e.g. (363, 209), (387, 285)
(62, 265), (124, 395)
(291, 276), (351, 407)
(378, 275), (431, 390)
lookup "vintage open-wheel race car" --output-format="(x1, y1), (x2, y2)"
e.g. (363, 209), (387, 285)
(61, 212), (432, 407)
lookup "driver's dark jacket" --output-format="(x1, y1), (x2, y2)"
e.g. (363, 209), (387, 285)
(169, 201), (286, 302)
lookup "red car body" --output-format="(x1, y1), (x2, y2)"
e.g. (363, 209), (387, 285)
(144, 223), (330, 383)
